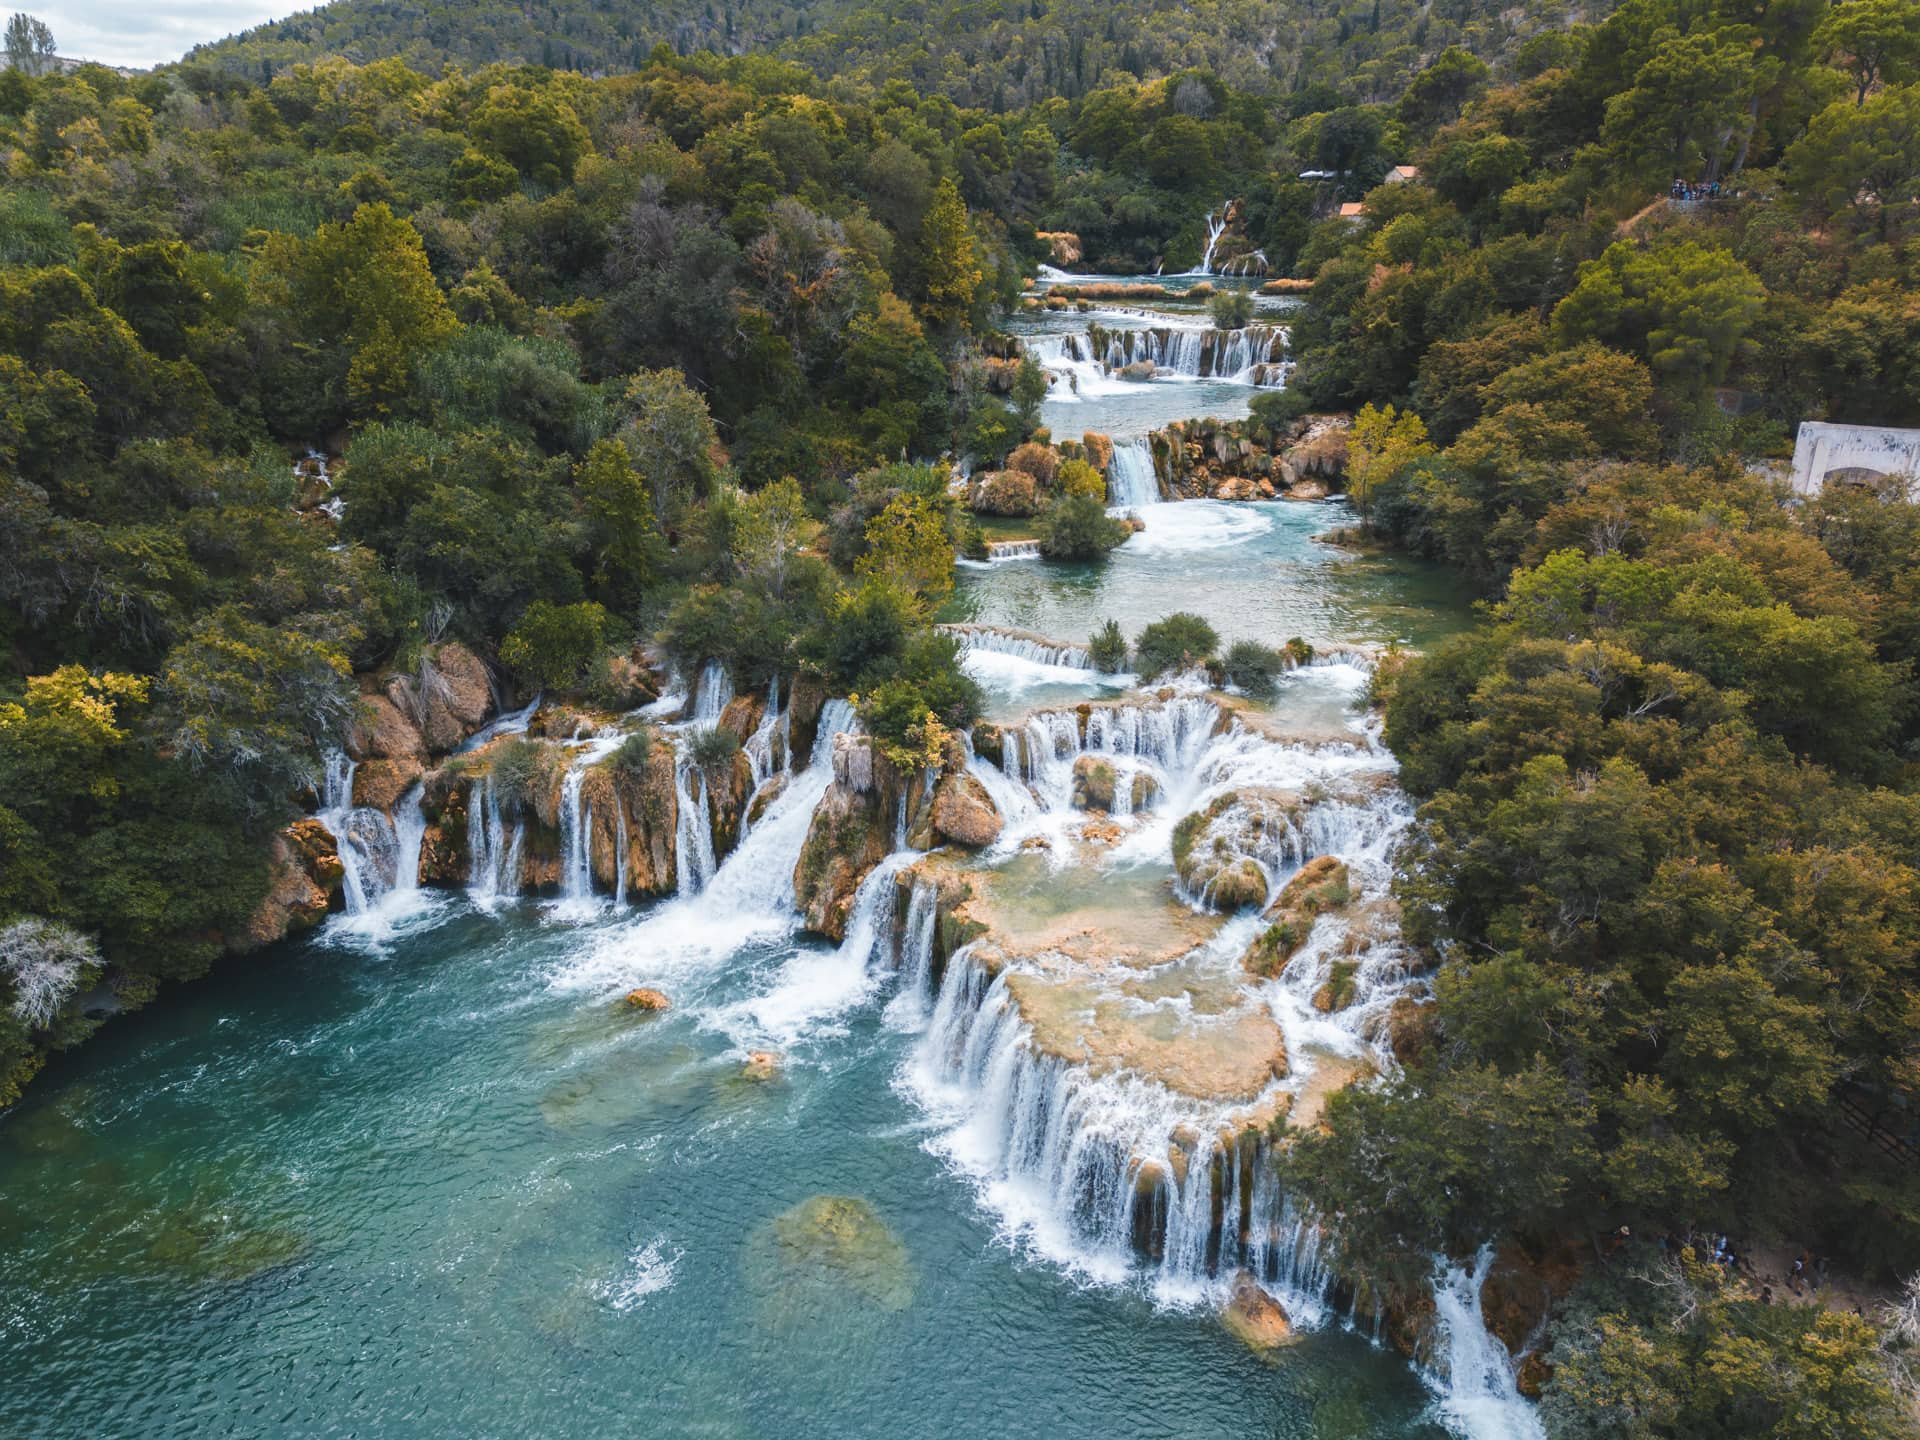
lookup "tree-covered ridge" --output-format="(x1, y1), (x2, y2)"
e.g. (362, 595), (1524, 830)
(189, 0), (1600, 109)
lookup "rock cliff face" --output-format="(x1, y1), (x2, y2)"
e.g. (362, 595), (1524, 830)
(1151, 415), (1349, 501)
(234, 820), (342, 951)
(793, 735), (906, 940)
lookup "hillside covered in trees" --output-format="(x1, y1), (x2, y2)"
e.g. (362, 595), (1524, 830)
(5, 0), (1920, 1431)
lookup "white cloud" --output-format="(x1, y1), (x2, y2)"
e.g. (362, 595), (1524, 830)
(39, 0), (302, 69)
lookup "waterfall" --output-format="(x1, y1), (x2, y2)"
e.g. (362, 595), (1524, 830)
(317, 750), (421, 914)
(690, 661), (732, 725)
(1195, 210), (1227, 274)
(673, 751), (718, 897)
(904, 943), (1334, 1309)
(1107, 440), (1160, 508)
(942, 624), (1092, 670)
(1426, 1250), (1546, 1440)
(614, 793), (630, 908)
(455, 693), (541, 754)
(466, 774), (524, 908)
(987, 539), (1041, 561)
(743, 675), (785, 792)
(557, 734), (623, 908)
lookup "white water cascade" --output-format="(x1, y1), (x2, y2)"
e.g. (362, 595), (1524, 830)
(1193, 210), (1227, 274)
(1426, 1250), (1547, 1440)
(466, 773), (525, 908)
(672, 752), (718, 898)
(318, 751), (425, 914)
(941, 624), (1092, 670)
(556, 732), (625, 911)
(1107, 439), (1160, 508)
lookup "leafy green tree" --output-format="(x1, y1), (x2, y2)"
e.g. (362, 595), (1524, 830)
(1602, 25), (1765, 181)
(1552, 241), (1766, 408)
(918, 177), (981, 330)
(499, 599), (607, 691)
(617, 367), (719, 523)
(156, 607), (355, 813)
(1039, 493), (1129, 561)
(855, 491), (955, 610)
(1785, 86), (1920, 228)
(262, 202), (457, 417)
(469, 83), (590, 189)
(1814, 0), (1920, 104)
(575, 439), (666, 607)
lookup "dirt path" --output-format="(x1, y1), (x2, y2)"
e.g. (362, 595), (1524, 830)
(1616, 196), (1670, 235)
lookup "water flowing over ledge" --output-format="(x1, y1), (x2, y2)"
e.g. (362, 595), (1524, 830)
(297, 636), (1538, 1439)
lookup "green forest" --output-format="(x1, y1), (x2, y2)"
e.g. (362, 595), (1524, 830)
(6, 0), (1920, 1430)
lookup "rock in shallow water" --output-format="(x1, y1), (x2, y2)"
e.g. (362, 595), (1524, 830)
(767, 1195), (913, 1311)
(1222, 1270), (1296, 1353)
(623, 988), (671, 1012)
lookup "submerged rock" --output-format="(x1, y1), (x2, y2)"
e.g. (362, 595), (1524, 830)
(768, 1195), (913, 1311)
(1222, 1270), (1296, 1353)
(741, 1050), (781, 1081)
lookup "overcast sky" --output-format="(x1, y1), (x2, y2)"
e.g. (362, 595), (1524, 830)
(41, 1), (298, 69)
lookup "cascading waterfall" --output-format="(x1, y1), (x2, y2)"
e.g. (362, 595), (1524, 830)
(466, 773), (525, 907)
(318, 750), (423, 913)
(690, 660), (732, 725)
(1107, 439), (1160, 508)
(941, 624), (1092, 670)
(673, 752), (718, 898)
(986, 539), (1041, 562)
(1426, 1250), (1547, 1440)
(557, 733), (624, 908)
(906, 942), (1336, 1309)
(1193, 210), (1227, 274)
(743, 674), (785, 792)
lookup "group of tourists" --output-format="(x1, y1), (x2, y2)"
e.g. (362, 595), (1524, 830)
(1670, 177), (1726, 202)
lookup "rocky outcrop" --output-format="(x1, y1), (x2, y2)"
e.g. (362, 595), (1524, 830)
(1222, 1271), (1296, 1352)
(1151, 415), (1350, 502)
(233, 822), (342, 949)
(1070, 755), (1117, 811)
(1481, 1240), (1584, 1398)
(794, 736), (898, 939)
(1171, 789), (1303, 910)
(1383, 995), (1437, 1068)
(1244, 855), (1351, 977)
(931, 773), (1002, 848)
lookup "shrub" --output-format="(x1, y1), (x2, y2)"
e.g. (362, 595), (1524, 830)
(488, 736), (550, 814)
(1006, 442), (1059, 486)
(1223, 639), (1289, 697)
(610, 726), (654, 778)
(957, 518), (990, 561)
(500, 600), (608, 692)
(968, 468), (1041, 516)
(0, 919), (100, 1030)
(1210, 290), (1255, 329)
(1056, 457), (1106, 500)
(856, 629), (983, 768)
(689, 725), (740, 770)
(1249, 387), (1311, 432)
(1039, 493), (1130, 560)
(1087, 619), (1129, 673)
(1135, 612), (1220, 679)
